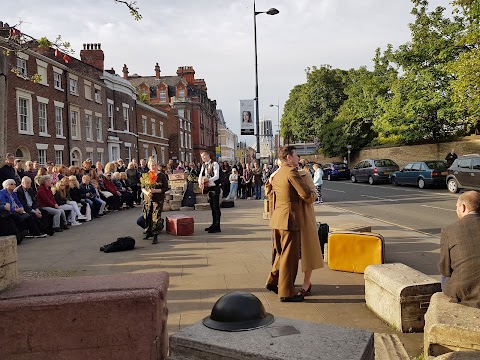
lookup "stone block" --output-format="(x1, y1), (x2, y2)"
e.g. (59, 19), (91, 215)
(170, 200), (181, 211)
(196, 195), (208, 204)
(0, 272), (170, 360)
(365, 263), (441, 333)
(263, 212), (270, 220)
(433, 352), (480, 360)
(173, 194), (183, 202)
(193, 183), (202, 194)
(424, 292), (480, 357)
(165, 194), (173, 201)
(169, 317), (374, 360)
(194, 203), (210, 211)
(180, 206), (194, 211)
(163, 202), (171, 212)
(169, 180), (187, 189)
(0, 236), (18, 292)
(331, 224), (372, 233)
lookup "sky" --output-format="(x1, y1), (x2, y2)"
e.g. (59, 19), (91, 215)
(5, 0), (453, 143)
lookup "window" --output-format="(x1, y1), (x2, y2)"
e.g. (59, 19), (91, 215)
(187, 109), (191, 121)
(150, 86), (157, 98)
(185, 132), (188, 149)
(55, 150), (63, 165)
(178, 89), (185, 98)
(189, 134), (191, 149)
(472, 159), (480, 171)
(122, 104), (129, 132)
(98, 151), (104, 164)
(107, 101), (114, 129)
(458, 159), (471, 169)
(54, 72), (62, 90)
(86, 151), (93, 161)
(38, 149), (46, 166)
(411, 163), (422, 171)
(151, 119), (156, 136)
(179, 118), (183, 129)
(125, 146), (131, 163)
(159, 122), (164, 138)
(85, 113), (93, 140)
(159, 90), (166, 102)
(84, 82), (92, 100)
(403, 163), (413, 171)
(96, 116), (102, 141)
(55, 106), (63, 137)
(17, 90), (33, 135)
(16, 57), (27, 77)
(142, 116), (147, 133)
(188, 122), (191, 131)
(178, 109), (185, 119)
(180, 131), (184, 147)
(38, 102), (47, 134)
(70, 78), (78, 95)
(36, 59), (48, 86)
(161, 147), (165, 164)
(70, 109), (80, 139)
(144, 146), (149, 160)
(94, 88), (101, 103)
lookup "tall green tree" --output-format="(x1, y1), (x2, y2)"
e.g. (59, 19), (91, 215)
(375, 0), (465, 143)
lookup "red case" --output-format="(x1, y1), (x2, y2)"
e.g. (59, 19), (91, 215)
(166, 215), (194, 236)
(168, 173), (187, 180)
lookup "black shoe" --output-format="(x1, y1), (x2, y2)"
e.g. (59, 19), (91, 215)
(47, 230), (55, 236)
(208, 227), (221, 233)
(152, 234), (158, 244)
(16, 230), (28, 245)
(265, 284), (278, 294)
(53, 227), (63, 232)
(143, 232), (153, 240)
(205, 225), (213, 231)
(280, 294), (304, 303)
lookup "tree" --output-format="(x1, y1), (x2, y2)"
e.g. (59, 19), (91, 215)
(375, 0), (465, 143)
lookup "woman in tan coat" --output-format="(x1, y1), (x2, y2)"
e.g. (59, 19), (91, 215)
(266, 162), (324, 296)
(297, 165), (324, 295)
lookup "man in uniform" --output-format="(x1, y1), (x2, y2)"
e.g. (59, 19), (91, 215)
(199, 151), (221, 233)
(265, 146), (313, 302)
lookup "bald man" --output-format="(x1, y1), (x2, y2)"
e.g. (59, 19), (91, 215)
(439, 191), (480, 308)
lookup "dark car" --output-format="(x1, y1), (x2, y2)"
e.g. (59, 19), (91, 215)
(446, 154), (480, 193)
(322, 162), (350, 181)
(351, 159), (399, 184)
(391, 160), (448, 189)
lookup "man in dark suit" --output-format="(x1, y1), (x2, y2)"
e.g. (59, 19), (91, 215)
(265, 146), (313, 302)
(439, 191), (480, 308)
(199, 151), (222, 233)
(15, 176), (53, 237)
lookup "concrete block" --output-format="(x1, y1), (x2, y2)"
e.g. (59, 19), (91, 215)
(180, 206), (194, 211)
(165, 194), (173, 201)
(0, 236), (18, 292)
(263, 212), (270, 220)
(196, 194), (208, 204)
(169, 317), (374, 360)
(173, 194), (184, 202)
(170, 200), (181, 211)
(374, 333), (410, 360)
(193, 183), (202, 194)
(365, 263), (441, 333)
(424, 292), (480, 357)
(194, 203), (210, 211)
(0, 272), (170, 360)
(169, 180), (187, 188)
(163, 202), (171, 212)
(433, 352), (480, 360)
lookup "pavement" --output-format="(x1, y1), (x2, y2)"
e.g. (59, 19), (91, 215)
(16, 198), (442, 359)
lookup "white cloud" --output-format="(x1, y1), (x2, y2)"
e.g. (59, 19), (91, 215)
(3, 0), (453, 141)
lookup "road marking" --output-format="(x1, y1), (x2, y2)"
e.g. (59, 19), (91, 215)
(323, 188), (346, 193)
(327, 181), (458, 197)
(421, 205), (455, 212)
(361, 194), (395, 201)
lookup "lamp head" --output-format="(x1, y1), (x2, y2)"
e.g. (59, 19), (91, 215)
(266, 8), (279, 15)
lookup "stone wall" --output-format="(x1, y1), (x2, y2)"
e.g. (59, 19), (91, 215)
(303, 136), (480, 168)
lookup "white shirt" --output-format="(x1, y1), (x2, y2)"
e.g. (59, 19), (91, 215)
(199, 161), (220, 187)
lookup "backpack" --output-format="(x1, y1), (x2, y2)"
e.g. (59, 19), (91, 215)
(100, 236), (135, 253)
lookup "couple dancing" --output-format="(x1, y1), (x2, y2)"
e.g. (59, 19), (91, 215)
(265, 145), (324, 302)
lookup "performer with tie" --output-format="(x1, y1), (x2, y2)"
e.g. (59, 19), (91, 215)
(199, 151), (222, 233)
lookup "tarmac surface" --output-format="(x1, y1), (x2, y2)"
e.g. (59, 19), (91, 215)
(16, 198), (442, 358)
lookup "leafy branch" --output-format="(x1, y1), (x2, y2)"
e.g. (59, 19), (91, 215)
(114, 0), (143, 21)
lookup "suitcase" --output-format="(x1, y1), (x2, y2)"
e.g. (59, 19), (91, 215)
(317, 223), (329, 254)
(221, 199), (235, 208)
(327, 232), (384, 273)
(166, 214), (194, 236)
(169, 173), (187, 181)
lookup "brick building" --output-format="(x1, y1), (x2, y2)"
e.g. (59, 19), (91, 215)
(126, 64), (219, 163)
(0, 22), (169, 166)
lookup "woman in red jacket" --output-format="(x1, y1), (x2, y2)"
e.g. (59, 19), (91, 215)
(37, 175), (68, 232)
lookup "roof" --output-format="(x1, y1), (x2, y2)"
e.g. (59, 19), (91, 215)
(128, 75), (183, 88)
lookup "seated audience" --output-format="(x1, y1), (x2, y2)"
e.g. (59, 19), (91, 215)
(53, 179), (82, 226)
(89, 179), (107, 215)
(65, 176), (91, 221)
(0, 198), (27, 244)
(36, 175), (67, 232)
(101, 173), (122, 211)
(439, 190), (480, 308)
(80, 175), (104, 217)
(113, 172), (134, 208)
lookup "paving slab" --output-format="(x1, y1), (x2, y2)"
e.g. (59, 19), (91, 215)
(13, 199), (441, 358)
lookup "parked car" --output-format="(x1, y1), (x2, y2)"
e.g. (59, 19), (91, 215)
(322, 162), (350, 181)
(446, 154), (480, 193)
(391, 160), (448, 189)
(351, 159), (399, 184)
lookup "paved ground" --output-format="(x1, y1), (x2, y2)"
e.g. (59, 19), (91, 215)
(16, 198), (442, 358)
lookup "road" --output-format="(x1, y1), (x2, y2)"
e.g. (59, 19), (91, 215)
(321, 179), (459, 236)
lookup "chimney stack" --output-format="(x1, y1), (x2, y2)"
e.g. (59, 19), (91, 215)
(79, 43), (104, 70)
(122, 64), (129, 79)
(176, 66), (195, 85)
(155, 63), (161, 79)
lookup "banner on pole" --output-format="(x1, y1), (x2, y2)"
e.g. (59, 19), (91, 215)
(240, 100), (254, 135)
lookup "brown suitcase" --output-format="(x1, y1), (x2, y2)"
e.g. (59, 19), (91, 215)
(166, 214), (194, 236)
(169, 173), (187, 181)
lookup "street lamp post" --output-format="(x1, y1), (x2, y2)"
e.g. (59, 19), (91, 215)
(254, 0), (279, 161)
(347, 144), (352, 167)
